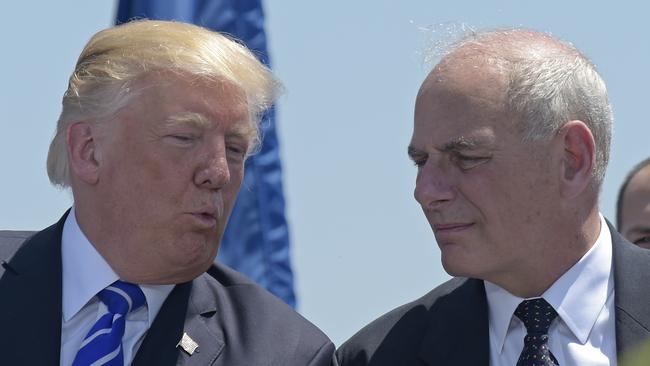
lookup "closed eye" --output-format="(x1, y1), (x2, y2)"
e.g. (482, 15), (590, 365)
(162, 134), (199, 147)
(453, 154), (490, 170)
(412, 157), (427, 168)
(408, 147), (428, 168)
(226, 142), (248, 161)
(227, 144), (246, 155)
(170, 134), (195, 142)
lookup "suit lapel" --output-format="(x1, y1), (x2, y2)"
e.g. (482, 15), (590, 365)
(417, 278), (490, 366)
(133, 274), (225, 366)
(611, 221), (650, 355)
(175, 274), (225, 366)
(132, 281), (192, 366)
(0, 214), (66, 365)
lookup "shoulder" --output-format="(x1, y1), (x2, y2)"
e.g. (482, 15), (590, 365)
(0, 231), (35, 260)
(340, 277), (472, 349)
(191, 262), (334, 365)
(336, 277), (480, 366)
(200, 263), (330, 342)
(0, 212), (68, 264)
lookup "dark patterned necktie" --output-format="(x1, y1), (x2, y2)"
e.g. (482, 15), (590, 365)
(514, 298), (559, 366)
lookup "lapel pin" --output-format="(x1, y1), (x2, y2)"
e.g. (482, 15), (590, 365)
(177, 332), (200, 355)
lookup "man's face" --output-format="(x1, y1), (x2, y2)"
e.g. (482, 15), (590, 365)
(620, 165), (650, 248)
(409, 62), (560, 284)
(92, 74), (253, 284)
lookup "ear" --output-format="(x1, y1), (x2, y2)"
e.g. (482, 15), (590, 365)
(67, 121), (101, 185)
(558, 120), (596, 198)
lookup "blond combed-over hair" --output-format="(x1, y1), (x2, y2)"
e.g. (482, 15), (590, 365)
(47, 20), (281, 188)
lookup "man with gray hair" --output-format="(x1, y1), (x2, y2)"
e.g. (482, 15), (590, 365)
(335, 29), (650, 365)
(0, 20), (333, 366)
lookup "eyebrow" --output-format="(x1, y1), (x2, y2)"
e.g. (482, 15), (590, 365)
(440, 136), (491, 152)
(408, 135), (493, 159)
(229, 122), (257, 141)
(164, 111), (256, 140)
(163, 112), (211, 129)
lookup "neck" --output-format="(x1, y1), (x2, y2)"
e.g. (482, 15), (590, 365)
(497, 210), (602, 298)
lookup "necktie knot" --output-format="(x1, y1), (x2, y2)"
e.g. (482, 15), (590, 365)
(514, 298), (558, 335)
(514, 298), (559, 366)
(72, 280), (146, 366)
(98, 280), (146, 315)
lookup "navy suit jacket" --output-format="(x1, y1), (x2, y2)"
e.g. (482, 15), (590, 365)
(334, 223), (650, 366)
(0, 212), (334, 366)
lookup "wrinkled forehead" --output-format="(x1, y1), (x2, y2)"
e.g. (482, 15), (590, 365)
(417, 59), (510, 123)
(412, 55), (519, 149)
(102, 71), (256, 146)
(135, 70), (248, 105)
(135, 71), (251, 123)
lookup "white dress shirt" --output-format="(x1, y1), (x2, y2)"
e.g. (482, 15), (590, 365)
(486, 214), (617, 366)
(60, 208), (175, 366)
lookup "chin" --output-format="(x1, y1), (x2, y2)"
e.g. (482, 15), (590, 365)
(180, 249), (217, 271)
(441, 262), (463, 277)
(440, 253), (475, 278)
(179, 232), (219, 256)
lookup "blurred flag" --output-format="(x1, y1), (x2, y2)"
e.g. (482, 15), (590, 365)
(116, 0), (296, 308)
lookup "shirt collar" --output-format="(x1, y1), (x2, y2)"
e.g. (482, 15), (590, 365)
(485, 214), (614, 354)
(544, 214), (613, 344)
(61, 207), (174, 324)
(485, 281), (522, 355)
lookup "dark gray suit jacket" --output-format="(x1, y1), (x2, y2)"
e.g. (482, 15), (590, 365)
(0, 212), (334, 366)
(334, 223), (650, 366)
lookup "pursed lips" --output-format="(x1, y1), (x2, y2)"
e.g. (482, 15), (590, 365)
(187, 205), (223, 228)
(190, 194), (225, 224)
(188, 211), (218, 228)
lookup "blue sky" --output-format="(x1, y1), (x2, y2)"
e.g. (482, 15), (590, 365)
(1, 1), (648, 345)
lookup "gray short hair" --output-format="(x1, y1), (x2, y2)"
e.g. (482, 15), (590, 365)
(47, 20), (281, 188)
(441, 29), (612, 186)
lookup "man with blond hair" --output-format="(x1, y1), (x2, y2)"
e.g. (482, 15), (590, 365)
(335, 28), (650, 366)
(0, 20), (333, 366)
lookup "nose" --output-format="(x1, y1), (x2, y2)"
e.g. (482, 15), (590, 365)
(194, 144), (230, 190)
(414, 161), (455, 210)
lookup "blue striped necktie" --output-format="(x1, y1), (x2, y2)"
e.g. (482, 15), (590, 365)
(72, 280), (146, 366)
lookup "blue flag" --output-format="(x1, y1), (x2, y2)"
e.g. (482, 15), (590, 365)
(116, 0), (296, 308)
